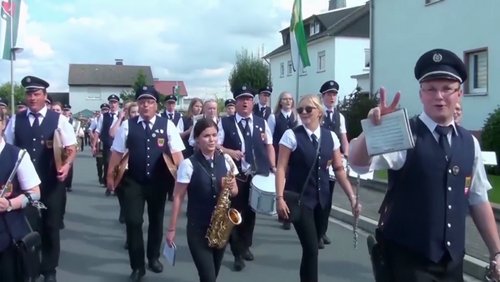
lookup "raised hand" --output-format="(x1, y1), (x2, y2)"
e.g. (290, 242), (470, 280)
(367, 87), (401, 125)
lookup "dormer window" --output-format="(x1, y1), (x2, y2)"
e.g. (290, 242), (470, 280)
(309, 20), (320, 36)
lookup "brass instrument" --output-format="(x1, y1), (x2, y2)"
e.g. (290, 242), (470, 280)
(0, 150), (27, 197)
(205, 149), (242, 249)
(53, 128), (67, 171)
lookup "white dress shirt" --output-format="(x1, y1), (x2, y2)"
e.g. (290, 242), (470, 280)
(177, 154), (239, 184)
(267, 109), (302, 135)
(279, 125), (340, 152)
(96, 111), (119, 134)
(323, 106), (347, 134)
(0, 140), (41, 190)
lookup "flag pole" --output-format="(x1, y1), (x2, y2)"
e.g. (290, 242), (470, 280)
(9, 2), (15, 115)
(295, 61), (300, 103)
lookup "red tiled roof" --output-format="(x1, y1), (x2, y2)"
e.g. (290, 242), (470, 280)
(154, 80), (188, 96)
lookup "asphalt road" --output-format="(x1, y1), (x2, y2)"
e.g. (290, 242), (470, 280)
(54, 150), (374, 282)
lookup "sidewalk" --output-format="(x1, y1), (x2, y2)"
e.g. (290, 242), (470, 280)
(331, 180), (496, 280)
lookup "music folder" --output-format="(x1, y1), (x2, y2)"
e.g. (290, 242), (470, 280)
(163, 240), (176, 266)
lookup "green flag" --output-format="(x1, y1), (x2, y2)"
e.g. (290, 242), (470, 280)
(290, 0), (310, 71)
(0, 0), (21, 60)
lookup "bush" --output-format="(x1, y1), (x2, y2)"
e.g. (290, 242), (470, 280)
(338, 87), (378, 141)
(481, 106), (500, 175)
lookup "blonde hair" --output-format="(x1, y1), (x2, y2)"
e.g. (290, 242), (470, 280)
(186, 98), (203, 118)
(127, 102), (138, 118)
(298, 94), (324, 121)
(273, 91), (296, 115)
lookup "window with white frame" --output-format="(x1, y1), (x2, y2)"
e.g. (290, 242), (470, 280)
(287, 60), (293, 76)
(300, 62), (307, 76)
(317, 51), (326, 72)
(465, 48), (488, 95)
(86, 88), (102, 100)
(280, 62), (285, 78)
(309, 20), (320, 36)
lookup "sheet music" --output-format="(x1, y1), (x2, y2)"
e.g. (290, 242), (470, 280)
(162, 240), (176, 266)
(482, 151), (498, 166)
(361, 109), (415, 156)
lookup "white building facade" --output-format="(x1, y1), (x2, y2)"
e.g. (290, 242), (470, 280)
(371, 0), (497, 131)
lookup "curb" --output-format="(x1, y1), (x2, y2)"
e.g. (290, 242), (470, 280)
(331, 205), (489, 281)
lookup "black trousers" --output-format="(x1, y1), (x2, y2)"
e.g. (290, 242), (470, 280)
(123, 176), (169, 270)
(293, 204), (330, 282)
(0, 244), (20, 282)
(116, 180), (125, 221)
(64, 166), (73, 189)
(383, 240), (463, 282)
(229, 177), (255, 258)
(33, 182), (66, 276)
(102, 148), (111, 187)
(321, 180), (336, 236)
(95, 156), (104, 183)
(187, 224), (225, 282)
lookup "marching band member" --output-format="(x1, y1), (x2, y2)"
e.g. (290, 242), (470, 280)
(15, 100), (27, 114)
(90, 105), (108, 185)
(45, 95), (53, 110)
(51, 102), (63, 114)
(275, 94), (360, 282)
(225, 99), (236, 116)
(0, 109), (41, 282)
(107, 86), (184, 282)
(93, 94), (120, 195)
(319, 80), (350, 248)
(188, 99), (219, 148)
(267, 91), (300, 230)
(179, 98), (203, 159)
(161, 94), (183, 128)
(454, 102), (462, 126)
(62, 104), (74, 192)
(218, 85), (275, 271)
(5, 75), (77, 282)
(253, 86), (272, 121)
(166, 118), (239, 282)
(350, 49), (500, 282)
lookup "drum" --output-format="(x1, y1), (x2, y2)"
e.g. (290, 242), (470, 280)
(249, 173), (276, 215)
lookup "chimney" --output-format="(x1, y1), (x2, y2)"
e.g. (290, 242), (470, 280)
(329, 0), (346, 10)
(115, 59), (124, 65)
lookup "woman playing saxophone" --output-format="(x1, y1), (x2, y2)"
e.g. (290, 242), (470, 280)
(166, 118), (238, 282)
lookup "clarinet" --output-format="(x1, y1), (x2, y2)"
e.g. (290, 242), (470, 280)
(346, 163), (360, 249)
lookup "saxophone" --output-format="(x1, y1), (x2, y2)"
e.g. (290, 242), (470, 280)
(205, 149), (242, 249)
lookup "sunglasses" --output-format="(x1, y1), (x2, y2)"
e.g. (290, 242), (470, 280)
(297, 106), (316, 114)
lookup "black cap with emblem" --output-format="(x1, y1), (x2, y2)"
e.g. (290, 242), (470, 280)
(233, 85), (255, 99)
(100, 103), (110, 110)
(320, 80), (340, 94)
(259, 86), (272, 95)
(164, 94), (177, 103)
(135, 85), (159, 101)
(45, 94), (53, 105)
(0, 97), (8, 107)
(63, 104), (72, 111)
(225, 98), (236, 107)
(16, 100), (27, 107)
(21, 76), (50, 92)
(107, 94), (120, 102)
(414, 48), (467, 84)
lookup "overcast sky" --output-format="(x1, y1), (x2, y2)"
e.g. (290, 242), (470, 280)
(0, 0), (367, 98)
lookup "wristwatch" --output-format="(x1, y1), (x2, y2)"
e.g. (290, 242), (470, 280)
(6, 199), (12, 212)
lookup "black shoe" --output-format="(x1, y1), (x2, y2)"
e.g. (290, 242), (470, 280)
(44, 273), (57, 282)
(105, 189), (111, 196)
(148, 259), (163, 273)
(318, 238), (325, 249)
(282, 221), (291, 230)
(98, 177), (104, 185)
(128, 269), (145, 282)
(242, 249), (254, 261)
(233, 256), (245, 271)
(322, 234), (331, 245)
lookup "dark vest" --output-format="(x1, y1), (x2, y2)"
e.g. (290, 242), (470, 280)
(322, 108), (342, 152)
(221, 115), (270, 176)
(186, 152), (227, 228)
(126, 116), (173, 184)
(100, 112), (116, 149)
(253, 104), (271, 120)
(14, 110), (59, 185)
(381, 118), (474, 262)
(181, 116), (194, 159)
(161, 111), (181, 126)
(284, 126), (333, 209)
(68, 117), (73, 125)
(273, 112), (298, 147)
(0, 144), (30, 252)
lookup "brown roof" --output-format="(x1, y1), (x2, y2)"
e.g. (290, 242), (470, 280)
(154, 80), (188, 97)
(68, 64), (154, 87)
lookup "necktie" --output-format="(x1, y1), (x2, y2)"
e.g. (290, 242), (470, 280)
(143, 121), (151, 136)
(261, 107), (266, 116)
(311, 133), (319, 150)
(31, 112), (41, 128)
(168, 113), (173, 120)
(239, 117), (255, 171)
(207, 159), (214, 169)
(311, 133), (319, 180)
(435, 125), (453, 160)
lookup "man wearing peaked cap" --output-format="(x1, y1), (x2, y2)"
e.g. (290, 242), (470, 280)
(253, 86), (272, 121)
(106, 84), (184, 281)
(16, 100), (27, 113)
(349, 48), (500, 282)
(225, 98), (236, 116)
(318, 79), (349, 248)
(161, 94), (183, 135)
(5, 75), (77, 282)
(93, 94), (121, 194)
(89, 104), (109, 186)
(0, 97), (9, 121)
(45, 94), (53, 110)
(218, 84), (275, 271)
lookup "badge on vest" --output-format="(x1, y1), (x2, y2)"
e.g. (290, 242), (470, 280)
(452, 165), (460, 176)
(465, 176), (472, 195)
(45, 140), (53, 148)
(157, 138), (165, 148)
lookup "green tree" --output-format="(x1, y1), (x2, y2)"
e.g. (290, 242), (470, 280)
(119, 70), (147, 103)
(228, 49), (271, 94)
(338, 87), (379, 141)
(481, 106), (500, 175)
(0, 82), (25, 109)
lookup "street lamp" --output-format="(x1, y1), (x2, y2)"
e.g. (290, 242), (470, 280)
(10, 46), (23, 114)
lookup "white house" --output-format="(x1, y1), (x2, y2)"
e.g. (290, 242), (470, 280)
(67, 60), (153, 113)
(264, 2), (370, 108)
(371, 0), (497, 131)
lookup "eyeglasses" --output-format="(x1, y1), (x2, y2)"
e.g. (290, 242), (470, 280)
(297, 106), (316, 114)
(421, 87), (460, 97)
